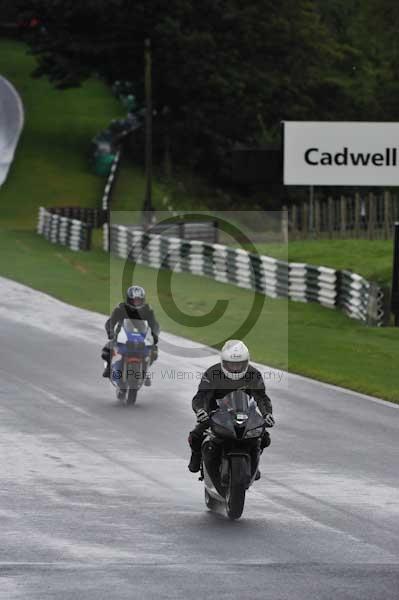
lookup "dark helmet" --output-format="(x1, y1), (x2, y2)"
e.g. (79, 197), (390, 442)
(126, 285), (145, 309)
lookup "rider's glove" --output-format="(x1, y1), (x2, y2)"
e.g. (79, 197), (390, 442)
(263, 413), (275, 427)
(152, 345), (158, 361)
(107, 331), (114, 340)
(196, 408), (209, 424)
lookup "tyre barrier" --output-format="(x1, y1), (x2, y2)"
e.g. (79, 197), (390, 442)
(102, 151), (120, 211)
(102, 152), (121, 253)
(337, 271), (385, 326)
(37, 207), (93, 251)
(108, 224), (385, 326)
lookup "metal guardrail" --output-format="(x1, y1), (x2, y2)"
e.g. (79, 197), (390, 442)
(145, 221), (218, 243)
(122, 221), (219, 243)
(48, 206), (107, 228)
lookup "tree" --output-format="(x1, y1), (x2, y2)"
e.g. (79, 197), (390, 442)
(16, 0), (373, 177)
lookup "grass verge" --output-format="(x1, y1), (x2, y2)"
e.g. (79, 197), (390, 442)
(245, 239), (394, 286)
(0, 39), (124, 228)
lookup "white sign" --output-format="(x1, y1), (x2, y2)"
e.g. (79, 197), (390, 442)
(283, 121), (399, 186)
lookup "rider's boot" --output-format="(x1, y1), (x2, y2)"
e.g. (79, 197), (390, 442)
(188, 451), (201, 473)
(144, 373), (152, 386)
(102, 362), (111, 378)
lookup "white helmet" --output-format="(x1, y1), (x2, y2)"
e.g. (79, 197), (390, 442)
(221, 340), (249, 380)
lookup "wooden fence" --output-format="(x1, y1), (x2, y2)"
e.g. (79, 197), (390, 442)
(289, 192), (399, 239)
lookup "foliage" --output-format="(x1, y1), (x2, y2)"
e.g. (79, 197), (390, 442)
(16, 0), (368, 178)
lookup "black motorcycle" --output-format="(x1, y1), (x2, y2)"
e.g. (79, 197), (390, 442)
(201, 390), (267, 520)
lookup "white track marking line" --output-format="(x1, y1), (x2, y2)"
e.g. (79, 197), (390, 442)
(0, 367), (92, 418)
(29, 383), (92, 417)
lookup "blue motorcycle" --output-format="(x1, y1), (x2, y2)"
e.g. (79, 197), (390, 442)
(110, 319), (154, 405)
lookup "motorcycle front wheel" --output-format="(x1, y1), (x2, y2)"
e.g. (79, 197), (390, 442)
(126, 387), (138, 406)
(225, 456), (246, 520)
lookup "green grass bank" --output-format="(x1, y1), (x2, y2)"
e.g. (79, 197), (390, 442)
(253, 239), (394, 286)
(0, 39), (124, 228)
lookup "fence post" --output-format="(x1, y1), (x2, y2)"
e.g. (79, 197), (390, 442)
(340, 195), (346, 238)
(302, 203), (309, 240)
(380, 285), (391, 326)
(384, 190), (391, 240)
(354, 193), (360, 238)
(368, 193), (375, 240)
(291, 205), (297, 240)
(320, 200), (325, 236)
(394, 194), (399, 224)
(327, 197), (334, 239)
(282, 206), (288, 243)
(315, 198), (320, 237)
(309, 186), (314, 235)
(391, 222), (399, 326)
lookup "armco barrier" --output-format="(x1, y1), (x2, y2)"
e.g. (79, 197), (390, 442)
(108, 224), (385, 326)
(48, 206), (107, 228)
(143, 221), (218, 243)
(37, 207), (92, 251)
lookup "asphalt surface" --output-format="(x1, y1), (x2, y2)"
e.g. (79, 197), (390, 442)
(0, 76), (24, 186)
(0, 276), (398, 599)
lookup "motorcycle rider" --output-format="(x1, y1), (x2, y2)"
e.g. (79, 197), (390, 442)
(188, 339), (274, 474)
(101, 285), (160, 385)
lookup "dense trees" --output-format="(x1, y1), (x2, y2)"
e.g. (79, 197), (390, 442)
(15, 0), (399, 179)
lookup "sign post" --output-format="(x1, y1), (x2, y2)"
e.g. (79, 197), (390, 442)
(391, 223), (399, 326)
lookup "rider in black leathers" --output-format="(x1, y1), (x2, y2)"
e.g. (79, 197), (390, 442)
(101, 286), (160, 381)
(188, 340), (274, 474)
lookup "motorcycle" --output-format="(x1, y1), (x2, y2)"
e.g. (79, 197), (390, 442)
(200, 390), (267, 520)
(110, 318), (154, 406)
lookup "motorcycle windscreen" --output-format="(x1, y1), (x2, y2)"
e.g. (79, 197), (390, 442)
(216, 390), (253, 413)
(211, 410), (237, 438)
(122, 318), (148, 334)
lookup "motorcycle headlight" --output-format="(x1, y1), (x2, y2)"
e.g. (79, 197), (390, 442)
(245, 426), (264, 439)
(235, 412), (248, 423)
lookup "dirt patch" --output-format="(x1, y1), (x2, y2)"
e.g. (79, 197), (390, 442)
(55, 253), (88, 274)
